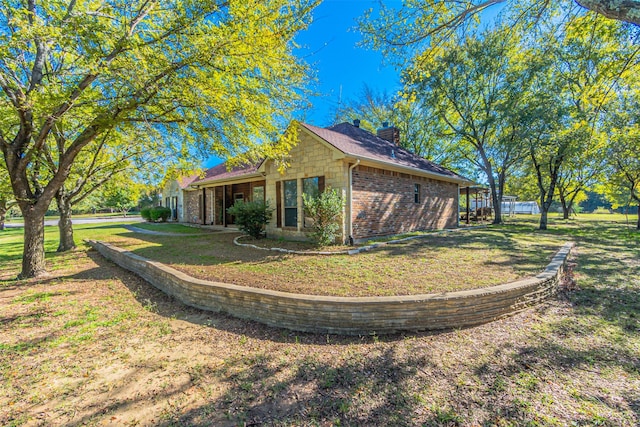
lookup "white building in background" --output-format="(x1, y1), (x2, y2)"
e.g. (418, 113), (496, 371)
(512, 201), (541, 214)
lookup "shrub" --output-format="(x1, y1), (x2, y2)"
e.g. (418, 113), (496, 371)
(149, 206), (171, 222)
(303, 188), (344, 246)
(227, 200), (273, 239)
(141, 207), (152, 221)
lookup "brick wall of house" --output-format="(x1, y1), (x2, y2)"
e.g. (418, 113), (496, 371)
(184, 190), (200, 224)
(351, 165), (458, 239)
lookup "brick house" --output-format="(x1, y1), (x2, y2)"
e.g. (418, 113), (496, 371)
(165, 120), (472, 242)
(161, 175), (198, 222)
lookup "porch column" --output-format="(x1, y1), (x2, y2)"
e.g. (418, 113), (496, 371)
(223, 185), (227, 227)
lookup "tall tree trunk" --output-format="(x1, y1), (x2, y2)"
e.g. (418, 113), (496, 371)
(559, 192), (570, 220)
(19, 205), (47, 278)
(637, 204), (640, 230)
(56, 190), (76, 252)
(0, 206), (6, 231)
(539, 208), (549, 230)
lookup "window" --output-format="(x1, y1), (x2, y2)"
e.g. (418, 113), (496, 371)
(284, 179), (297, 227)
(414, 184), (421, 203)
(302, 177), (320, 228)
(302, 177), (320, 199)
(252, 186), (264, 202)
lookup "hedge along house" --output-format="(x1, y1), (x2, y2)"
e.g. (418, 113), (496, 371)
(174, 120), (473, 242)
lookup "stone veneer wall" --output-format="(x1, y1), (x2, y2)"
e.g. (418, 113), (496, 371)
(88, 240), (574, 335)
(263, 130), (348, 240)
(351, 166), (458, 239)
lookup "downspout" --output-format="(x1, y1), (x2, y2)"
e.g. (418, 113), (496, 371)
(456, 184), (460, 228)
(348, 159), (360, 245)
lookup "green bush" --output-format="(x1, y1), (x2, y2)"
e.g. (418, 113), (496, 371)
(141, 207), (152, 221)
(227, 200), (273, 239)
(303, 188), (344, 246)
(149, 206), (171, 222)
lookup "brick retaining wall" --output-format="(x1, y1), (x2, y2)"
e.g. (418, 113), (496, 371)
(87, 240), (574, 335)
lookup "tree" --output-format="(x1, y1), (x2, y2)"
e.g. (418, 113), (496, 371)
(0, 0), (318, 277)
(404, 25), (532, 224)
(0, 164), (16, 230)
(602, 94), (640, 229)
(359, 0), (640, 58)
(524, 9), (640, 229)
(51, 124), (171, 252)
(102, 178), (142, 218)
(555, 143), (605, 219)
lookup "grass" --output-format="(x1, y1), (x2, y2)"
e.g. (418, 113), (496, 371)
(130, 222), (209, 234)
(100, 222), (567, 297)
(1, 214), (639, 426)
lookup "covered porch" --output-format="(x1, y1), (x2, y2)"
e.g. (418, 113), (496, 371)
(192, 179), (266, 226)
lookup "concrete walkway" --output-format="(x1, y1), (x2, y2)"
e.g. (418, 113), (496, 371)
(4, 216), (144, 228)
(123, 225), (214, 236)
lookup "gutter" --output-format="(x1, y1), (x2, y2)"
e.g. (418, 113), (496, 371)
(348, 159), (360, 244)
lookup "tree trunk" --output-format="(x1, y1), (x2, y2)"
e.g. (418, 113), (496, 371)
(637, 204), (640, 230)
(539, 208), (549, 230)
(492, 191), (502, 225)
(19, 206), (48, 278)
(0, 206), (6, 231)
(56, 191), (76, 252)
(560, 194), (570, 220)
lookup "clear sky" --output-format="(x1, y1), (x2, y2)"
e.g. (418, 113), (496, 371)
(293, 0), (400, 127)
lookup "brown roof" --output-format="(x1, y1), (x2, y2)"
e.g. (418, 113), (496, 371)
(301, 122), (467, 181)
(177, 174), (199, 189)
(191, 161), (263, 186)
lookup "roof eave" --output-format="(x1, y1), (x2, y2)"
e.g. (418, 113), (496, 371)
(346, 155), (473, 186)
(188, 172), (264, 189)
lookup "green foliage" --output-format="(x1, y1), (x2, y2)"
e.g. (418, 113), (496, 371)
(149, 207), (171, 222)
(302, 188), (344, 246)
(0, 0), (319, 277)
(103, 181), (140, 216)
(141, 208), (152, 222)
(227, 200), (273, 239)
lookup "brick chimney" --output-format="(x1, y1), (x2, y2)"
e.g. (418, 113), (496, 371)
(353, 119), (360, 128)
(377, 124), (400, 144)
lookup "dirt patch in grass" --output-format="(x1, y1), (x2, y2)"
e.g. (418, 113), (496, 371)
(2, 217), (640, 426)
(108, 227), (565, 296)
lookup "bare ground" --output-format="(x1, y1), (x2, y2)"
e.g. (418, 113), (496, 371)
(1, 218), (639, 426)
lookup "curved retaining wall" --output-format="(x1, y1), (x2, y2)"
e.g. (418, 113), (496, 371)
(87, 240), (574, 335)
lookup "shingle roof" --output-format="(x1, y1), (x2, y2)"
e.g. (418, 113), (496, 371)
(177, 174), (199, 189)
(191, 161), (263, 186)
(300, 122), (467, 181)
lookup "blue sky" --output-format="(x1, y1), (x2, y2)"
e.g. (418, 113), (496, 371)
(293, 0), (400, 127)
